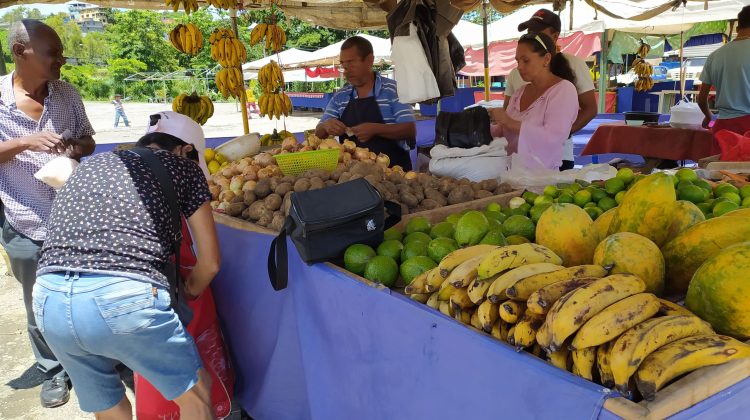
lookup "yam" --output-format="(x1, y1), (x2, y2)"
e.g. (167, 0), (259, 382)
(474, 190), (494, 199)
(481, 179), (498, 191)
(424, 188), (447, 206)
(309, 177), (325, 190)
(270, 213), (286, 231)
(274, 182), (292, 196)
(247, 201), (267, 221)
(294, 178), (311, 192)
(243, 190), (257, 206)
(242, 180), (257, 192)
(257, 210), (274, 227)
(218, 190), (236, 203)
(421, 199), (440, 210)
(400, 192), (419, 208)
(254, 179), (272, 198)
(264, 193), (282, 211)
(448, 185), (474, 205)
(208, 185), (221, 200)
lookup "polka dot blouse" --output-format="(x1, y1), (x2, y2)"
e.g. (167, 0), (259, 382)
(37, 149), (211, 287)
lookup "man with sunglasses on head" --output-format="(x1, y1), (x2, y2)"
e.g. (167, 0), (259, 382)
(315, 36), (417, 170)
(503, 9), (597, 170)
(0, 19), (95, 408)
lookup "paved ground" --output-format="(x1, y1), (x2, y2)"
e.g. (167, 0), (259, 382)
(87, 100), (323, 145)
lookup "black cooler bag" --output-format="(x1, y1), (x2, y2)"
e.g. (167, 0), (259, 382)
(267, 178), (400, 291)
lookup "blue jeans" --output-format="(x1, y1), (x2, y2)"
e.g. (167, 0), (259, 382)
(32, 272), (202, 412)
(114, 109), (129, 127)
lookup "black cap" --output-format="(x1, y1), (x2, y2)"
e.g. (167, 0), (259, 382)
(518, 9), (561, 33)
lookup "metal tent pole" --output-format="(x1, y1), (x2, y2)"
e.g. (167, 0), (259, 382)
(598, 30), (608, 113)
(483, 0), (490, 101)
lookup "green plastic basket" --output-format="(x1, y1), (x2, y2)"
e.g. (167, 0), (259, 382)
(274, 148), (340, 176)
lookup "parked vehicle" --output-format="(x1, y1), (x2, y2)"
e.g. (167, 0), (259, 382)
(667, 57), (707, 82)
(614, 65), (668, 86)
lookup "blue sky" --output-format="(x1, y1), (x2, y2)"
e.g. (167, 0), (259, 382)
(1, 3), (71, 15)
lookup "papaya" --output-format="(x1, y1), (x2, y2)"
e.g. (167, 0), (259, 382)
(724, 208), (750, 218)
(593, 232), (665, 295)
(592, 207), (617, 242)
(608, 173), (676, 247)
(685, 242), (750, 338)
(662, 216), (750, 295)
(663, 200), (705, 244)
(535, 203), (599, 267)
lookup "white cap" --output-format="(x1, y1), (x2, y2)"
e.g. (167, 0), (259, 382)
(146, 111), (208, 176)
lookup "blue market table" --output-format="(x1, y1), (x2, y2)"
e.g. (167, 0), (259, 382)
(210, 214), (750, 420)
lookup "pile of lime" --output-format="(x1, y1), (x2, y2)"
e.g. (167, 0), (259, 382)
(674, 168), (750, 218)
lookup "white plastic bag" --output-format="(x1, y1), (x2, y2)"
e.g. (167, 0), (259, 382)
(669, 99), (704, 129)
(34, 156), (79, 189)
(391, 24), (440, 104)
(429, 139), (510, 182)
(504, 154), (617, 192)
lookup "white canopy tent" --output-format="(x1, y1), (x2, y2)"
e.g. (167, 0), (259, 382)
(241, 48), (315, 70)
(452, 20), (486, 47)
(283, 34), (392, 69)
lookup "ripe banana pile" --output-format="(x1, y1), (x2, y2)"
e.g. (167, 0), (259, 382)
(257, 60), (292, 119)
(169, 23), (203, 56)
(172, 92), (214, 125)
(205, 0), (236, 9)
(405, 243), (750, 401)
(165, 0), (199, 14)
(258, 60), (284, 93)
(215, 67), (244, 99)
(633, 43), (654, 92)
(209, 28), (247, 68)
(249, 22), (287, 53)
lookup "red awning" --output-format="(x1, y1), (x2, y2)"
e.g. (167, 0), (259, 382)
(305, 66), (340, 79)
(459, 32), (602, 77)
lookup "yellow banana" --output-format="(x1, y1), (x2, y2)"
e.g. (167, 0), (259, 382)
(449, 287), (474, 311)
(609, 315), (714, 395)
(570, 293), (660, 350)
(409, 293), (430, 304)
(657, 298), (694, 317)
(179, 25), (188, 53)
(597, 342), (615, 388)
(469, 309), (482, 330)
(447, 255), (484, 288)
(404, 269), (432, 295)
(635, 335), (750, 401)
(536, 320), (552, 349)
(453, 308), (471, 325)
(437, 276), (457, 301)
(499, 300), (525, 324)
(477, 244), (563, 280)
(571, 347), (597, 380)
(438, 300), (452, 317)
(282, 93), (292, 115)
(437, 245), (498, 279)
(250, 23), (267, 46)
(467, 276), (495, 304)
(506, 265), (608, 301)
(425, 291), (439, 310)
(486, 263), (564, 303)
(544, 274), (646, 351)
(526, 277), (598, 315)
(490, 320), (504, 340)
(548, 346), (570, 371)
(424, 268), (445, 293)
(513, 313), (544, 349)
(183, 29), (193, 57)
(476, 299), (499, 332)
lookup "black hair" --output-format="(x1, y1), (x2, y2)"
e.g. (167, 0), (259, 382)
(136, 132), (199, 163)
(518, 32), (576, 85)
(341, 35), (374, 59)
(739, 5), (750, 29)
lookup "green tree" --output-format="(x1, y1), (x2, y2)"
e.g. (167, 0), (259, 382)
(108, 57), (148, 82)
(106, 10), (178, 72)
(45, 13), (84, 60)
(1, 6), (45, 24)
(463, 10), (503, 24)
(81, 32), (109, 64)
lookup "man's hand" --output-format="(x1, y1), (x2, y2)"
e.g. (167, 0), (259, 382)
(702, 112), (713, 129)
(20, 132), (65, 154)
(351, 122), (382, 142)
(321, 118), (347, 137)
(184, 275), (207, 300)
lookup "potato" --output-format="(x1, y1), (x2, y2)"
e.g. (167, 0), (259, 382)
(341, 152), (352, 165)
(209, 185), (221, 200)
(241, 207), (251, 220)
(242, 180), (257, 192)
(218, 190), (236, 203)
(257, 167), (275, 179)
(330, 167), (346, 182)
(275, 182), (292, 196)
(495, 182), (514, 195)
(227, 202), (245, 217)
(404, 171), (418, 181)
(474, 190), (494, 199)
(351, 161), (374, 176)
(280, 175), (297, 184)
(264, 193), (282, 211)
(399, 203), (410, 215)
(387, 173), (402, 184)
(301, 169), (329, 181)
(269, 177), (280, 191)
(270, 213), (286, 231)
(254, 153), (276, 168)
(210, 200), (220, 210)
(324, 180), (336, 187)
(411, 185), (425, 201)
(309, 177), (325, 190)
(471, 182), (483, 192)
(221, 167), (238, 178)
(247, 201), (267, 221)
(254, 179), (272, 198)
(242, 166), (258, 181)
(448, 185), (474, 205)
(481, 179), (498, 192)
(421, 199), (440, 210)
(257, 210), (274, 227)
(400, 192), (419, 208)
(294, 178), (311, 193)
(424, 188), (447, 206)
(364, 174), (381, 186)
(243, 190), (257, 206)
(383, 181), (398, 195)
(342, 139), (356, 153)
(282, 192), (293, 215)
(438, 178), (453, 195)
(337, 172), (352, 184)
(281, 137), (298, 152)
(230, 195), (245, 204)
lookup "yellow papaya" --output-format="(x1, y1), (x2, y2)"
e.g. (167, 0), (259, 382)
(609, 173), (675, 246)
(686, 242), (750, 338)
(662, 216), (750, 295)
(535, 203), (599, 267)
(724, 208), (750, 218)
(664, 200), (705, 244)
(593, 232), (665, 295)
(592, 207), (617, 242)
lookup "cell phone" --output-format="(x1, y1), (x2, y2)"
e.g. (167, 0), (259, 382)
(60, 129), (72, 141)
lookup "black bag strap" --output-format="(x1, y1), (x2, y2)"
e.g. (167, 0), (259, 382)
(268, 216), (293, 291)
(130, 148), (183, 306)
(384, 200), (402, 230)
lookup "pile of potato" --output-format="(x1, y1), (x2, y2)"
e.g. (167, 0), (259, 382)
(209, 135), (513, 230)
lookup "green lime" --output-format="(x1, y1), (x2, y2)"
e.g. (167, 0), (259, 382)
(509, 196), (527, 209)
(713, 201), (740, 217)
(573, 190), (592, 207)
(575, 179), (591, 188)
(714, 183), (739, 197)
(445, 213), (462, 225)
(426, 238), (458, 264)
(534, 195), (555, 207)
(675, 168), (698, 182)
(670, 175), (679, 186)
(486, 202), (502, 212)
(405, 217), (432, 235)
(740, 185), (750, 200)
(598, 197), (618, 212)
(479, 229), (507, 246)
(505, 235), (530, 245)
(585, 206), (604, 220)
(377, 240), (404, 262)
(743, 196), (750, 208)
(529, 203), (552, 223)
(399, 256), (437, 285)
(557, 193), (574, 204)
(502, 215), (536, 242)
(401, 241), (428, 261)
(720, 192), (742, 206)
(614, 190), (626, 205)
(363, 255), (399, 286)
(693, 179), (713, 193)
(676, 180), (694, 191)
(517, 203), (532, 216)
(696, 202), (712, 215)
(604, 178), (626, 196)
(484, 210), (504, 222)
(677, 185), (707, 204)
(430, 222), (455, 239)
(711, 197), (729, 209)
(587, 187), (608, 203)
(344, 244), (376, 275)
(383, 227), (403, 242)
(543, 185), (560, 198)
(522, 191), (539, 205)
(403, 231), (432, 245)
(567, 183), (582, 193)
(616, 167), (635, 184)
(454, 211), (490, 246)
(584, 202), (598, 209)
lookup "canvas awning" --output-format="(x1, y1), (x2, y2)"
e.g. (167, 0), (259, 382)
(283, 34), (392, 68)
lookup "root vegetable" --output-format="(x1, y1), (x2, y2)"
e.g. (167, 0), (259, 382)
(481, 179), (498, 191)
(421, 199), (440, 210)
(209, 185), (221, 200)
(243, 190), (256, 206)
(376, 153), (390, 167)
(258, 210), (274, 227)
(281, 137), (298, 152)
(274, 182), (292, 196)
(309, 177), (325, 190)
(404, 171), (418, 180)
(342, 140), (356, 153)
(218, 190), (236, 203)
(294, 178), (311, 192)
(474, 190), (494, 199)
(254, 153), (276, 167)
(254, 179), (272, 198)
(270, 213), (285, 231)
(264, 193), (282, 211)
(424, 188), (447, 206)
(227, 202), (245, 217)
(353, 148), (370, 161)
(400, 192), (419, 208)
(448, 185), (474, 205)
(247, 202), (267, 221)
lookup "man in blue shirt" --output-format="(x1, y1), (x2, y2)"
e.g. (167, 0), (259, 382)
(315, 36), (416, 170)
(698, 5), (750, 135)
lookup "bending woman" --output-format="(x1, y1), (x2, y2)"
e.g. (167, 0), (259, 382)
(490, 32), (579, 170)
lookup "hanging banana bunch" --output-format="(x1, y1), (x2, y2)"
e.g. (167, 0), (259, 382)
(165, 0), (199, 14)
(634, 43), (654, 92)
(258, 91), (293, 120)
(249, 21), (287, 53)
(169, 23), (203, 56)
(209, 28), (248, 68)
(215, 67), (245, 100)
(258, 60), (284, 93)
(206, 0), (237, 10)
(173, 92), (215, 125)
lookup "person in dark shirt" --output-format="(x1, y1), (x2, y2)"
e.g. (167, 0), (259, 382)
(32, 112), (220, 419)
